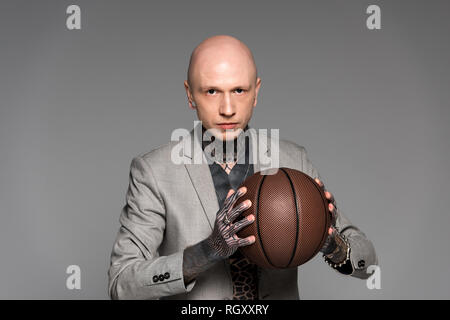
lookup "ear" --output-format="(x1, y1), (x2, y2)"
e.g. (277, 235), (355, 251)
(253, 77), (262, 107)
(184, 80), (196, 110)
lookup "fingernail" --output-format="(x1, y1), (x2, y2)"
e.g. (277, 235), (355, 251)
(248, 215), (255, 222)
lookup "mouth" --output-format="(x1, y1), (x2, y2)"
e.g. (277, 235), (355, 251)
(217, 123), (238, 130)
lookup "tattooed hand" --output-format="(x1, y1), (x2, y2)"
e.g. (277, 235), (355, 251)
(322, 226), (350, 264)
(314, 178), (350, 264)
(204, 187), (256, 259)
(182, 187), (255, 285)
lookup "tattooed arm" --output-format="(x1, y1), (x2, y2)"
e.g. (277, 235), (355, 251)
(183, 238), (222, 285)
(183, 187), (255, 286)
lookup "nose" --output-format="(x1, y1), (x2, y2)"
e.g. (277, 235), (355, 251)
(219, 93), (236, 117)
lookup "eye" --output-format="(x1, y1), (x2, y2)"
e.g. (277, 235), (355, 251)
(207, 89), (216, 95)
(235, 88), (244, 94)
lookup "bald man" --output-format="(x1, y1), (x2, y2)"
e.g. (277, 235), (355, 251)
(108, 35), (377, 300)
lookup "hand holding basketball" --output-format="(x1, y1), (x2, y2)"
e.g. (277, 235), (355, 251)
(314, 178), (337, 233)
(236, 168), (332, 268)
(204, 187), (256, 260)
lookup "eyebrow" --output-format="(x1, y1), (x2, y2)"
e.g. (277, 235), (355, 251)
(200, 85), (250, 91)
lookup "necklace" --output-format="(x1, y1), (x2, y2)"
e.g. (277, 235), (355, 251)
(224, 163), (232, 172)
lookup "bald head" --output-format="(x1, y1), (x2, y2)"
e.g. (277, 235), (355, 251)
(184, 35), (262, 141)
(187, 35), (258, 88)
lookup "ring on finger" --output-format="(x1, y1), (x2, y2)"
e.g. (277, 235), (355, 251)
(223, 214), (232, 226)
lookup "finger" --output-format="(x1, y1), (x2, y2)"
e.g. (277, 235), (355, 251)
(237, 235), (256, 247)
(328, 226), (338, 237)
(328, 203), (337, 224)
(328, 203), (337, 215)
(224, 187), (247, 209)
(223, 189), (235, 207)
(229, 199), (252, 222)
(314, 178), (324, 188)
(237, 186), (247, 197)
(324, 190), (335, 204)
(223, 189), (240, 209)
(226, 189), (235, 199)
(226, 234), (242, 247)
(229, 214), (255, 235)
(328, 227), (334, 235)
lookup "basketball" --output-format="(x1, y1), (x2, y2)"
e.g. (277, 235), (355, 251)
(235, 167), (331, 269)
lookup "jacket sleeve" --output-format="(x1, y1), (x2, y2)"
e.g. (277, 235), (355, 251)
(108, 156), (195, 299)
(299, 146), (378, 279)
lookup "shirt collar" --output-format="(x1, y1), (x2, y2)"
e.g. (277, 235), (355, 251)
(200, 124), (250, 163)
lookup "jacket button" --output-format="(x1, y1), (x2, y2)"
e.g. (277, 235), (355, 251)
(159, 274), (165, 282)
(164, 272), (170, 279)
(153, 275), (159, 283)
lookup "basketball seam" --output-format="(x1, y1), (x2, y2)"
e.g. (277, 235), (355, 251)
(256, 174), (276, 268)
(280, 168), (299, 268)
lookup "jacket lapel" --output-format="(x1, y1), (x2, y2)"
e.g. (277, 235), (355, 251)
(183, 126), (219, 230)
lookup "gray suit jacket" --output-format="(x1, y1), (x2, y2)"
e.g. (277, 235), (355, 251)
(108, 127), (377, 300)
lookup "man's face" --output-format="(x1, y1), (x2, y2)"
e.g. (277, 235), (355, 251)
(184, 47), (261, 141)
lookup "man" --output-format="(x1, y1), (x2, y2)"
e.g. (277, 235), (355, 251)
(108, 35), (377, 300)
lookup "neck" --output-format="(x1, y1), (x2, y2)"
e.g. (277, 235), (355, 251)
(201, 124), (249, 163)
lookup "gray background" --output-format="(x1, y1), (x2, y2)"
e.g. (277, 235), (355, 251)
(0, 0), (449, 299)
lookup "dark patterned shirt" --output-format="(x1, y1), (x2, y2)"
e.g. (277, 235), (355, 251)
(200, 125), (259, 300)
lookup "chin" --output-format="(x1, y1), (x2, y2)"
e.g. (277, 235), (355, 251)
(219, 128), (245, 141)
(204, 125), (245, 141)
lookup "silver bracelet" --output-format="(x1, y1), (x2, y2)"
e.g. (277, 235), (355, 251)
(323, 234), (351, 268)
